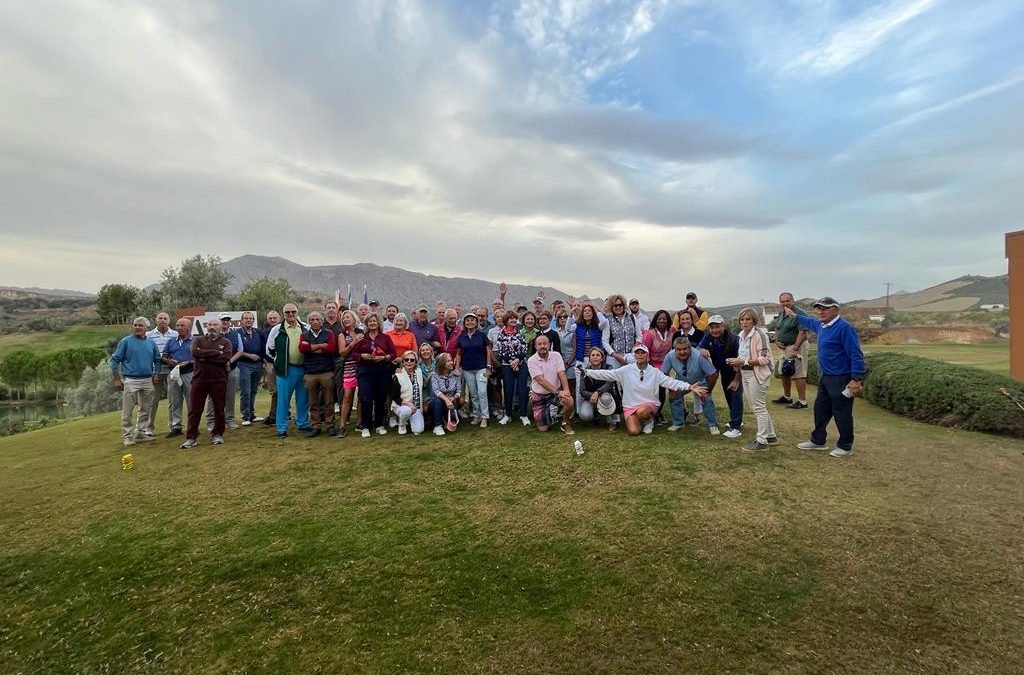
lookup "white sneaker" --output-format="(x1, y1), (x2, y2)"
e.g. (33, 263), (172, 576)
(397, 424), (407, 435)
(709, 426), (720, 436)
(361, 428), (371, 438)
(667, 424), (683, 432)
(376, 426), (388, 436)
(642, 418), (655, 435)
(520, 416), (530, 426)
(241, 420), (251, 427)
(797, 440), (829, 451)
(479, 419), (488, 428)
(253, 416), (265, 423)
(433, 426), (445, 436)
(722, 428), (742, 439)
(388, 415), (398, 428)
(122, 438), (136, 447)
(829, 447), (852, 457)
(498, 415), (511, 425)
(334, 403), (341, 414)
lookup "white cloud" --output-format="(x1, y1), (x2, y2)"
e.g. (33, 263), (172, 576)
(787, 0), (938, 76)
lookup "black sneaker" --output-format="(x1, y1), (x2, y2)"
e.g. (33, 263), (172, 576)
(771, 396), (793, 405)
(743, 441), (769, 452)
(765, 436), (780, 445)
(262, 417), (276, 426)
(787, 401), (808, 409)
(326, 427), (336, 437)
(277, 431), (288, 439)
(337, 426), (347, 438)
(165, 429), (182, 438)
(304, 428), (321, 438)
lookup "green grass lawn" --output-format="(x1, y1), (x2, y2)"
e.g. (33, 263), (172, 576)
(863, 341), (1010, 376)
(2, 384), (1023, 674)
(0, 324), (126, 357)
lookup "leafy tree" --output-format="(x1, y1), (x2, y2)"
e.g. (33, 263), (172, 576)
(135, 288), (165, 321)
(231, 277), (298, 315)
(159, 255), (232, 309)
(96, 283), (140, 324)
(43, 348), (107, 400)
(68, 358), (121, 416)
(0, 351), (40, 400)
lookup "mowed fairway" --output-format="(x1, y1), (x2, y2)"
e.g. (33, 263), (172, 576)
(2, 382), (1024, 674)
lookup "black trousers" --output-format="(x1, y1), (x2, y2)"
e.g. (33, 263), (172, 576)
(812, 374), (854, 450)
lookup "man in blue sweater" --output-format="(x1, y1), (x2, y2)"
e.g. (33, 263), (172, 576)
(111, 317), (162, 446)
(784, 297), (865, 457)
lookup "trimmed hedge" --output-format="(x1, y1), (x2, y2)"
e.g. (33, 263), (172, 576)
(806, 352), (1024, 438)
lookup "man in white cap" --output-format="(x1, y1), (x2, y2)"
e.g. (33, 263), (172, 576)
(783, 297), (865, 457)
(584, 344), (707, 436)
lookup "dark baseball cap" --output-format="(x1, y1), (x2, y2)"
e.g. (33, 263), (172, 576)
(813, 297), (840, 308)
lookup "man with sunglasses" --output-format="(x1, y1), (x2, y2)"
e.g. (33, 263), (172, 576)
(583, 344), (708, 436)
(265, 303), (312, 438)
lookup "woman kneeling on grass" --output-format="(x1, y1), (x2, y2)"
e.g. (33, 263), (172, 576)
(583, 344), (707, 436)
(391, 350), (424, 435)
(726, 307), (777, 452)
(429, 353), (463, 436)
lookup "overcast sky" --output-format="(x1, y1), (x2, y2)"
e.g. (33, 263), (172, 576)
(0, 0), (1020, 307)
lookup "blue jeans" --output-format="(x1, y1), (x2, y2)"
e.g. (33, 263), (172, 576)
(430, 397), (452, 429)
(237, 361), (262, 422)
(669, 389), (718, 428)
(462, 369), (489, 419)
(501, 364), (529, 417)
(276, 365), (310, 433)
(706, 372), (744, 430)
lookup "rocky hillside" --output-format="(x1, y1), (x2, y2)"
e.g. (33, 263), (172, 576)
(219, 255), (586, 310)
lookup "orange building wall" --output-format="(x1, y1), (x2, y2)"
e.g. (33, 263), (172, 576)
(1006, 231), (1024, 380)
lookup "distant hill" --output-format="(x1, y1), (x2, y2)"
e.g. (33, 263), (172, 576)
(850, 275), (1008, 312)
(219, 255), (589, 310)
(0, 286), (94, 299)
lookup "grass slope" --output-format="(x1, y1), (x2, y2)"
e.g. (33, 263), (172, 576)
(2, 383), (1024, 674)
(0, 324), (125, 357)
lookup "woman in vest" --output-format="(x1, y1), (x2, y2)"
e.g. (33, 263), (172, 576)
(602, 294), (638, 366)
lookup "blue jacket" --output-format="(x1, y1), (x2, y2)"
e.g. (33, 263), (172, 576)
(796, 314), (865, 378)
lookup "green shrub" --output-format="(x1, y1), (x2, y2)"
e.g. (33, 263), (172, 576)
(807, 353), (1024, 438)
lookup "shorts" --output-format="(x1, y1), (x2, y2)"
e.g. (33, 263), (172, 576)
(776, 341), (809, 378)
(623, 402), (659, 418)
(344, 374), (358, 389)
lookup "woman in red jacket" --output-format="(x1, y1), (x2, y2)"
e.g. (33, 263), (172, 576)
(350, 314), (397, 438)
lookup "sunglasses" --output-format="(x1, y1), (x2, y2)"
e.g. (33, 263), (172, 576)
(284, 310), (297, 315)
(613, 303), (625, 308)
(403, 357), (417, 363)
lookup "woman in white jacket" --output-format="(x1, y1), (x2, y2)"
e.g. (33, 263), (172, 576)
(390, 350), (425, 435)
(584, 344), (708, 436)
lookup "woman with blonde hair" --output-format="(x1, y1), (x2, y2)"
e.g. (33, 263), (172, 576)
(602, 293), (639, 366)
(335, 309), (363, 438)
(391, 350), (425, 435)
(726, 307), (777, 452)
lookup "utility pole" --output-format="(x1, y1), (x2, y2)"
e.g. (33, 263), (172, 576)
(884, 282), (893, 309)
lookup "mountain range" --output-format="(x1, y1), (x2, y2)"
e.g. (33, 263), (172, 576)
(219, 255), (593, 310)
(849, 275), (1008, 311)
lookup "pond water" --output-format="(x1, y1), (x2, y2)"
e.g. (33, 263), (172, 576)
(0, 401), (68, 424)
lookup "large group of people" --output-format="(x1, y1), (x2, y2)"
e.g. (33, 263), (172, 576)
(111, 288), (865, 458)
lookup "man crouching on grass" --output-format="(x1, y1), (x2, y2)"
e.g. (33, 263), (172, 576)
(527, 334), (575, 435)
(584, 344), (708, 437)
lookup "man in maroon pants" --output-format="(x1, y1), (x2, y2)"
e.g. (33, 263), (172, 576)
(181, 319), (232, 449)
